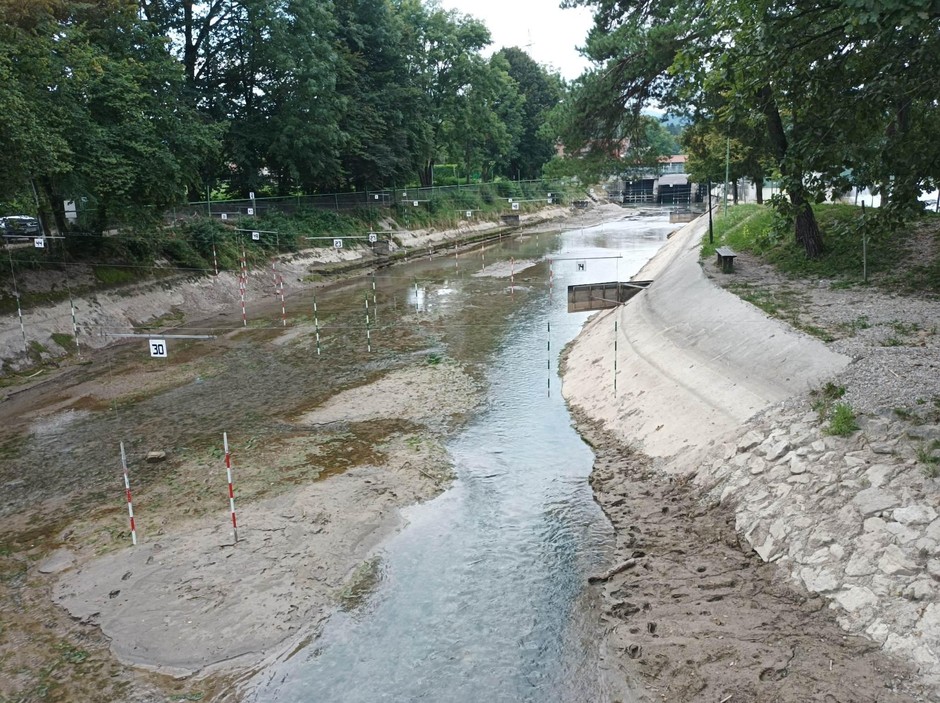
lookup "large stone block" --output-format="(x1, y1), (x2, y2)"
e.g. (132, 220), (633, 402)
(853, 488), (900, 516)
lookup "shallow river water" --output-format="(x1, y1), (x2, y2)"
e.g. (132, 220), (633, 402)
(246, 214), (676, 702)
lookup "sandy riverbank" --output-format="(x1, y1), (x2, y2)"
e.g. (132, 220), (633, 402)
(562, 215), (940, 700)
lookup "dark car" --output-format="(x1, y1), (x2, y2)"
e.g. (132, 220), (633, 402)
(0, 216), (42, 239)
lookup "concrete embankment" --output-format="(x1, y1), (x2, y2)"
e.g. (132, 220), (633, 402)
(562, 215), (849, 462)
(563, 214), (940, 698)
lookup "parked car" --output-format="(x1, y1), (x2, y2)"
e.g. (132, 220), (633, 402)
(0, 215), (41, 239)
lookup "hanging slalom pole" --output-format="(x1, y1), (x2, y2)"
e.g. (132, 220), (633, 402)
(313, 294), (321, 356)
(510, 257), (515, 296)
(547, 321), (551, 398)
(414, 278), (419, 313)
(371, 271), (378, 326)
(223, 432), (238, 544)
(8, 253), (27, 354)
(120, 442), (137, 546)
(239, 247), (248, 327)
(272, 262), (286, 326)
(613, 319), (618, 396)
(365, 295), (372, 353)
(549, 259), (554, 299)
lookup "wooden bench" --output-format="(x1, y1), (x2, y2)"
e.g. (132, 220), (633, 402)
(716, 246), (737, 273)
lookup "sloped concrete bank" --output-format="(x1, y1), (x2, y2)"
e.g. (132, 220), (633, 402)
(563, 215), (940, 700)
(0, 207), (569, 371)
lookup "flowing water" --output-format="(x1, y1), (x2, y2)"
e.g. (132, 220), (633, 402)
(247, 213), (676, 702)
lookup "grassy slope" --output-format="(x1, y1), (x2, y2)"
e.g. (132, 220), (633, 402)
(702, 203), (940, 294)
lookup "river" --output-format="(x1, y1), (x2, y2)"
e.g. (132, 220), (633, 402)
(246, 213), (675, 702)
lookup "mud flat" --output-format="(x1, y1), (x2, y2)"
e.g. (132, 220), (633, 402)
(562, 215), (940, 701)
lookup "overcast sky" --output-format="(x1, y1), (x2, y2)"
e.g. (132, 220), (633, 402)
(436, 0), (596, 80)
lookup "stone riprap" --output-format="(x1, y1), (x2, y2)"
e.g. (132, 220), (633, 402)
(693, 407), (940, 684)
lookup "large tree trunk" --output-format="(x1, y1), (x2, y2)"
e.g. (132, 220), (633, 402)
(757, 85), (823, 258)
(754, 176), (764, 205)
(791, 190), (824, 258)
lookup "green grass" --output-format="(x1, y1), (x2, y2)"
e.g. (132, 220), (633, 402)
(93, 265), (138, 286)
(50, 332), (77, 353)
(701, 203), (940, 294)
(811, 381), (847, 421)
(826, 402), (859, 436)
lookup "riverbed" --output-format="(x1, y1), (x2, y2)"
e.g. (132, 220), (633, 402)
(243, 214), (675, 701)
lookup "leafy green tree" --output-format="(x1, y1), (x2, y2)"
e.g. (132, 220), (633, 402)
(2, 0), (216, 233)
(493, 48), (564, 180)
(563, 0), (940, 257)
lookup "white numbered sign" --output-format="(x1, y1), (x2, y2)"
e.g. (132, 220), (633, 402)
(368, 233), (378, 243)
(220, 213), (228, 220)
(149, 339), (168, 358)
(252, 231), (260, 241)
(413, 200), (419, 207)
(512, 202), (520, 211)
(374, 194), (380, 200)
(547, 198), (553, 204)
(247, 207), (254, 215)
(333, 238), (343, 249)
(33, 238), (45, 249)
(249, 191), (255, 200)
(508, 198), (513, 203)
(465, 210), (472, 218)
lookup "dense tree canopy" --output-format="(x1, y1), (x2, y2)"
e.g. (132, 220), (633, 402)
(562, 0), (940, 257)
(1, 0), (569, 232)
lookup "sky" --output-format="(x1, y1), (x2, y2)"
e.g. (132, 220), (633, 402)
(436, 0), (596, 81)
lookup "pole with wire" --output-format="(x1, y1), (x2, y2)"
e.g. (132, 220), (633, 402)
(547, 321), (551, 398)
(120, 442), (137, 546)
(313, 293), (321, 356)
(7, 252), (28, 354)
(223, 432), (238, 544)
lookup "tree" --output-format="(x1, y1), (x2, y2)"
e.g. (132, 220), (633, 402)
(493, 48), (564, 180)
(563, 0), (940, 257)
(1, 0), (216, 233)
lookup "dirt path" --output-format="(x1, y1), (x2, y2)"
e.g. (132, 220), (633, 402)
(582, 418), (930, 702)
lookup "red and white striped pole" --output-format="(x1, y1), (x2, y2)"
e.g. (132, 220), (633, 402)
(212, 243), (218, 276)
(239, 250), (248, 327)
(223, 432), (238, 543)
(120, 442), (137, 546)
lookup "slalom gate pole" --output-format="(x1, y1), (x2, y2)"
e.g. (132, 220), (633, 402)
(239, 249), (248, 327)
(313, 294), (321, 356)
(547, 322), (551, 397)
(371, 272), (378, 325)
(8, 254), (27, 354)
(365, 295), (372, 353)
(223, 432), (238, 544)
(614, 319), (618, 396)
(120, 442), (137, 546)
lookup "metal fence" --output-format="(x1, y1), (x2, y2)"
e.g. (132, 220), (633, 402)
(170, 180), (572, 223)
